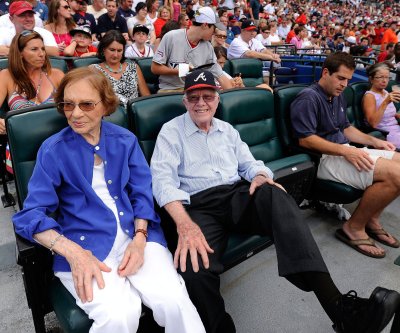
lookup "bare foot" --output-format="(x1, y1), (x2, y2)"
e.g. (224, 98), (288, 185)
(342, 222), (385, 257)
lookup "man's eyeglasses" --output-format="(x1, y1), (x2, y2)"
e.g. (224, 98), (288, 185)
(185, 95), (218, 104)
(374, 76), (390, 81)
(215, 34), (227, 39)
(62, 5), (71, 9)
(58, 100), (102, 112)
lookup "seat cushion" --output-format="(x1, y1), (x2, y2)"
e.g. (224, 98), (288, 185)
(309, 179), (364, 204)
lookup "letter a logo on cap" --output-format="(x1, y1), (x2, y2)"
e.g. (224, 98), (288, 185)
(194, 72), (207, 82)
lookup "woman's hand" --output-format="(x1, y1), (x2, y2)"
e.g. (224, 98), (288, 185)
(66, 246), (111, 303)
(57, 41), (66, 53)
(118, 235), (146, 277)
(388, 91), (400, 103)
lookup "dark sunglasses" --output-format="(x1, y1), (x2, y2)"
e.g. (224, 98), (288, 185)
(58, 100), (102, 112)
(62, 5), (71, 9)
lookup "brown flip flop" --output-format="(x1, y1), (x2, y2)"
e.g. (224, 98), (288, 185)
(335, 229), (386, 259)
(366, 228), (400, 248)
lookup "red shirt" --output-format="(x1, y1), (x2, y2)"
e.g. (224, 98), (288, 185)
(75, 45), (97, 57)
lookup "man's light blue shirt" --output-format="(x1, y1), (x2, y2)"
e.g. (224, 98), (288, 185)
(151, 112), (273, 207)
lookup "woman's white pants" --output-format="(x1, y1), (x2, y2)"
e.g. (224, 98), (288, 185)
(55, 241), (206, 333)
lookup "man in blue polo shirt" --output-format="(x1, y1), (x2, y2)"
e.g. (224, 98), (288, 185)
(97, 0), (129, 40)
(291, 52), (400, 259)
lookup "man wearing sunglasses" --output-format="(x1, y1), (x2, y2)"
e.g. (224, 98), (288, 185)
(151, 6), (233, 93)
(0, 0), (58, 56)
(150, 69), (400, 333)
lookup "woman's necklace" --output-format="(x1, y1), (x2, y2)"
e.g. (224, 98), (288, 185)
(104, 63), (123, 74)
(34, 71), (43, 104)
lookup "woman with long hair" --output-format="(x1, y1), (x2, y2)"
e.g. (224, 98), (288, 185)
(0, 30), (64, 134)
(146, 0), (159, 23)
(90, 30), (150, 107)
(44, 0), (76, 55)
(178, 13), (190, 29)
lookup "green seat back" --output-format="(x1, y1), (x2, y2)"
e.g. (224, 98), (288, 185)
(135, 57), (159, 94)
(273, 84), (308, 149)
(6, 105), (68, 207)
(218, 88), (284, 163)
(223, 59), (232, 76)
(0, 57), (8, 70)
(229, 58), (264, 87)
(350, 81), (370, 130)
(72, 57), (101, 68)
(343, 86), (356, 126)
(49, 58), (68, 73)
(128, 93), (186, 162)
(104, 104), (129, 129)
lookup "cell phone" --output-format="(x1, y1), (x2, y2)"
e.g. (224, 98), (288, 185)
(233, 72), (241, 77)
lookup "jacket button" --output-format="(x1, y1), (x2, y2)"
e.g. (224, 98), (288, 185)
(108, 180), (112, 184)
(80, 236), (85, 241)
(119, 211), (124, 216)
(114, 196), (118, 200)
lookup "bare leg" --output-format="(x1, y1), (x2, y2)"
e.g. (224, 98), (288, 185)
(342, 158), (400, 256)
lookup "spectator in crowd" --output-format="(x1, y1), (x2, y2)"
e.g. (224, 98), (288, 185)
(153, 19), (179, 51)
(0, 31), (64, 136)
(153, 6), (171, 39)
(267, 22), (284, 45)
(146, 0), (158, 24)
(127, 2), (155, 44)
(150, 68), (400, 333)
(289, 26), (305, 49)
(86, 0), (107, 23)
(291, 52), (400, 259)
(97, 0), (129, 40)
(212, 26), (228, 49)
(178, 13), (190, 29)
(378, 42), (395, 63)
(0, 0), (43, 30)
(117, 0), (135, 19)
(248, 0), (260, 26)
(91, 30), (150, 106)
(372, 20), (385, 48)
(255, 26), (271, 46)
(32, 0), (48, 22)
(0, 0), (9, 16)
(44, 0), (75, 55)
(363, 62), (400, 148)
(381, 20), (398, 51)
(0, 1), (58, 56)
(285, 22), (299, 43)
(185, 0), (194, 22)
(63, 25), (97, 57)
(172, 0), (181, 22)
(12, 66), (206, 333)
(151, 6), (233, 92)
(228, 20), (281, 63)
(125, 24), (154, 58)
(278, 17), (291, 40)
(70, 0), (97, 41)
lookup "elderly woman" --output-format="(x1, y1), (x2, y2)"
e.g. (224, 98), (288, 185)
(12, 67), (206, 333)
(363, 62), (400, 148)
(90, 30), (150, 106)
(0, 30), (64, 134)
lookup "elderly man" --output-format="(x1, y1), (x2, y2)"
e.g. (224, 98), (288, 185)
(150, 69), (400, 333)
(151, 6), (233, 93)
(0, 1), (57, 56)
(291, 52), (400, 259)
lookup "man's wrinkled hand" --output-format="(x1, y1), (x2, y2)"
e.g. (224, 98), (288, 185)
(174, 220), (214, 273)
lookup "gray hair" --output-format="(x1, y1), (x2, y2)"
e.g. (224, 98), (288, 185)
(366, 62), (390, 78)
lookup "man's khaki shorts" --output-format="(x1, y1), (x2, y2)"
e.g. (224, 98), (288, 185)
(317, 144), (395, 190)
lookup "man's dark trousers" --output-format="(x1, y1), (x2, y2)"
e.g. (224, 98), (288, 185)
(161, 180), (328, 333)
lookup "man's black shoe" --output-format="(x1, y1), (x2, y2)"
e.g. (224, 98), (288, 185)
(333, 287), (400, 333)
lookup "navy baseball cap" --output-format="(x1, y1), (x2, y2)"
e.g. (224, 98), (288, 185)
(184, 70), (217, 92)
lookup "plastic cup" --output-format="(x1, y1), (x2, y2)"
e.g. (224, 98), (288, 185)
(392, 85), (400, 92)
